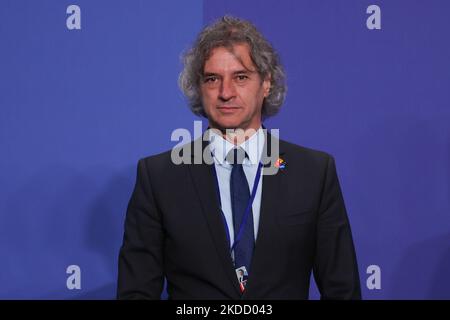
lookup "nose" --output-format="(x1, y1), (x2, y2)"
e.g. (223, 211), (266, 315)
(219, 77), (236, 101)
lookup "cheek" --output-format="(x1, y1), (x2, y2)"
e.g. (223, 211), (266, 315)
(239, 87), (264, 108)
(200, 90), (213, 107)
(202, 86), (218, 98)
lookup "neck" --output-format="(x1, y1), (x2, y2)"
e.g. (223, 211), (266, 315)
(212, 125), (261, 146)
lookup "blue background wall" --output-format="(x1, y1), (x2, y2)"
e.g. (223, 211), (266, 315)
(1, 0), (449, 299)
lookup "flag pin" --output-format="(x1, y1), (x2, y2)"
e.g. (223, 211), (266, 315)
(274, 157), (286, 169)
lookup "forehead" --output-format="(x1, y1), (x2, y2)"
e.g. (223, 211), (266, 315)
(203, 43), (256, 72)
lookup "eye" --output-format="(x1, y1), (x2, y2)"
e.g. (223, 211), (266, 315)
(204, 76), (218, 83)
(235, 74), (249, 82)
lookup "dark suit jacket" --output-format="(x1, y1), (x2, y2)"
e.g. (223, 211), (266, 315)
(117, 134), (361, 300)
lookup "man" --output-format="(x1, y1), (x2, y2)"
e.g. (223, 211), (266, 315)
(117, 16), (361, 300)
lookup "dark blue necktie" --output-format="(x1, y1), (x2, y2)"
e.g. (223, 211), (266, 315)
(228, 147), (255, 291)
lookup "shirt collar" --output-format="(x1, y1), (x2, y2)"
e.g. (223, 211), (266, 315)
(209, 127), (265, 166)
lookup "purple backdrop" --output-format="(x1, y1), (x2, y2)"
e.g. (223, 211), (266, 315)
(0, 0), (449, 299)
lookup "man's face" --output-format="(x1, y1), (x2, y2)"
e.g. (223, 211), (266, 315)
(200, 43), (271, 132)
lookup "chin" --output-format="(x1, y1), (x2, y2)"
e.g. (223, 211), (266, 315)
(218, 123), (247, 131)
(212, 117), (243, 130)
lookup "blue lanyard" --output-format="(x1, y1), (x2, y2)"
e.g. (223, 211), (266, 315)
(212, 161), (263, 253)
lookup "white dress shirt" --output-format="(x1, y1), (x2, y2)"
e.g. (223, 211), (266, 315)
(208, 128), (265, 246)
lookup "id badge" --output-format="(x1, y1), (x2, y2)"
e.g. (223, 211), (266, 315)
(235, 266), (248, 292)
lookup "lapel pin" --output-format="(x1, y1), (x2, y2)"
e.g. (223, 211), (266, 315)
(274, 157), (286, 170)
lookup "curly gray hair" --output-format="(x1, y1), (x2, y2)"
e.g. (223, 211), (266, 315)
(179, 16), (287, 118)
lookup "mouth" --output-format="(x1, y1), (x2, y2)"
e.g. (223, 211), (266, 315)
(217, 105), (241, 114)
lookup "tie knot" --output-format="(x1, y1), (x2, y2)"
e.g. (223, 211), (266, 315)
(226, 147), (247, 165)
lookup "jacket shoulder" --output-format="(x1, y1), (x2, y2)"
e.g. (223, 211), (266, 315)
(279, 139), (333, 164)
(138, 148), (176, 174)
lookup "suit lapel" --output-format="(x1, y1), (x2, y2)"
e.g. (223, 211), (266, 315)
(243, 132), (286, 298)
(186, 132), (286, 298)
(187, 138), (242, 296)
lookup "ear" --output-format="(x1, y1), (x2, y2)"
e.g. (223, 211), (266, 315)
(262, 74), (271, 98)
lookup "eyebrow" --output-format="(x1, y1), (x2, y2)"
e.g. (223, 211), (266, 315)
(202, 70), (255, 77)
